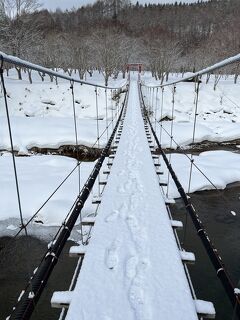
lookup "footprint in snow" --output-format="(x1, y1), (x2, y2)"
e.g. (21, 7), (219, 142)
(105, 210), (119, 222)
(106, 240), (121, 270)
(126, 256), (138, 279)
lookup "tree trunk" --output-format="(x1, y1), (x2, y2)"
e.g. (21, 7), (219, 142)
(234, 74), (238, 84)
(38, 72), (45, 82)
(87, 70), (93, 77)
(78, 69), (85, 80)
(105, 75), (109, 87)
(206, 73), (210, 84)
(27, 69), (32, 84)
(16, 67), (22, 80)
(67, 69), (73, 76)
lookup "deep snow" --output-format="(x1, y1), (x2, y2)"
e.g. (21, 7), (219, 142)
(142, 73), (240, 148)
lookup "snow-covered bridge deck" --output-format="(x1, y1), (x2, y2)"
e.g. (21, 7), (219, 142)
(60, 77), (206, 319)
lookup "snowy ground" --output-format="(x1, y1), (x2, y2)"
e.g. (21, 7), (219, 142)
(0, 69), (126, 153)
(142, 73), (240, 148)
(160, 150), (240, 200)
(0, 155), (97, 227)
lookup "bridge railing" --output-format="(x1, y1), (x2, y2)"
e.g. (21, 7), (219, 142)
(141, 52), (240, 88)
(0, 51), (127, 90)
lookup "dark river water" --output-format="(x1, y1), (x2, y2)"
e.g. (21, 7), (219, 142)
(170, 185), (240, 320)
(0, 237), (77, 320)
(0, 186), (240, 320)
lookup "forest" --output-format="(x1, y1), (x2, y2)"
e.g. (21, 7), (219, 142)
(0, 0), (240, 84)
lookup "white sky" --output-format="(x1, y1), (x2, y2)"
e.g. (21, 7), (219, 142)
(41, 0), (207, 11)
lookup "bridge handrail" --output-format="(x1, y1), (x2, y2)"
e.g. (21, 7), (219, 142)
(0, 51), (127, 90)
(142, 53), (240, 88)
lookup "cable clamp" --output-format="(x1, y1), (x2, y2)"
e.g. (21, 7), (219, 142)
(63, 224), (70, 231)
(28, 291), (35, 299)
(46, 252), (58, 260)
(217, 267), (224, 275)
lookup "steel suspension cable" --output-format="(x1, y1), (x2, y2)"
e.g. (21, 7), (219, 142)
(0, 60), (25, 234)
(70, 80), (84, 243)
(159, 87), (164, 145)
(0, 57), (35, 303)
(154, 88), (158, 142)
(70, 80), (81, 193)
(111, 89), (114, 130)
(95, 87), (101, 197)
(105, 89), (109, 141)
(166, 85), (176, 198)
(182, 79), (201, 246)
(187, 79), (200, 194)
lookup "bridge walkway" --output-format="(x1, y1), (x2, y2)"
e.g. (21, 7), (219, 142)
(64, 75), (199, 320)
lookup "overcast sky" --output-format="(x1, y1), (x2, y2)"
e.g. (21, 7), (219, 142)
(41, 0), (207, 11)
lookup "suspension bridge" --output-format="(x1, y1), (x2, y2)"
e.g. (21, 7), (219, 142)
(0, 52), (240, 320)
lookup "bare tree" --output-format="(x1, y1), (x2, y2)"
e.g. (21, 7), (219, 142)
(91, 28), (122, 86)
(0, 0), (42, 79)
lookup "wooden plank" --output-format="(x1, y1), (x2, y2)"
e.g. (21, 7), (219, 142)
(82, 216), (96, 226)
(159, 182), (167, 187)
(51, 291), (73, 309)
(69, 246), (86, 258)
(171, 220), (183, 229)
(180, 251), (195, 264)
(194, 300), (216, 319)
(99, 181), (107, 186)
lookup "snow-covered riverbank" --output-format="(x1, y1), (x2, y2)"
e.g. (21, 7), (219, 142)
(143, 73), (240, 148)
(0, 155), (96, 227)
(0, 69), (126, 153)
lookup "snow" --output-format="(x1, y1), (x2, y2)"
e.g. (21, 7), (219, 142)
(234, 288), (240, 295)
(51, 291), (73, 305)
(69, 246), (87, 255)
(65, 76), (199, 320)
(194, 299), (215, 316)
(0, 68), (125, 153)
(161, 150), (240, 199)
(0, 116), (109, 153)
(171, 220), (183, 228)
(142, 73), (240, 148)
(180, 251), (196, 263)
(0, 155), (96, 225)
(6, 224), (18, 230)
